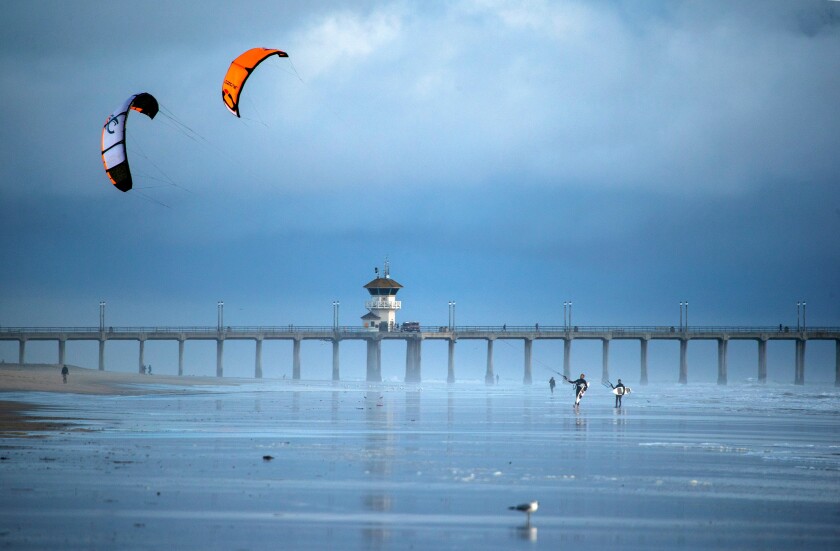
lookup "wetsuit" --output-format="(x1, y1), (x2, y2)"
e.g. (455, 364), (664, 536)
(611, 382), (625, 407)
(549, 377), (556, 394)
(569, 378), (588, 406)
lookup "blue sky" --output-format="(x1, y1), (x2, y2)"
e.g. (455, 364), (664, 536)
(1, 1), (838, 382)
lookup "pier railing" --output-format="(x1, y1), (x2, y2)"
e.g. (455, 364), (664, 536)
(1, 325), (838, 336)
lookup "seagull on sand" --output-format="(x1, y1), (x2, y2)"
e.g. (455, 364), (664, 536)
(508, 501), (539, 526)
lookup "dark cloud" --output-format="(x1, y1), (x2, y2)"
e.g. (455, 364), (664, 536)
(1, 1), (837, 377)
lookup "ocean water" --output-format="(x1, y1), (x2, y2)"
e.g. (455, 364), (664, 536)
(0, 380), (838, 550)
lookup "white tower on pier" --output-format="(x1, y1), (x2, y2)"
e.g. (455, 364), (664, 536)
(361, 260), (402, 331)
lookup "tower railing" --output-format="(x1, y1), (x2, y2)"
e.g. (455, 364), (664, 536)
(364, 299), (401, 310)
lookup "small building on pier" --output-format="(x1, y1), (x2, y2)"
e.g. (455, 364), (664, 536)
(361, 261), (402, 331)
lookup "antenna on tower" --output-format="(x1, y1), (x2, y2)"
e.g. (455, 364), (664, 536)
(384, 256), (390, 279)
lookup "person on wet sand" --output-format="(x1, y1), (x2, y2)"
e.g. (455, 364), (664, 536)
(610, 378), (626, 408)
(567, 373), (588, 407)
(549, 376), (556, 394)
(61, 364), (69, 384)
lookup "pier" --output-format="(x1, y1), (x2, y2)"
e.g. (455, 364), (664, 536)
(1, 325), (839, 385)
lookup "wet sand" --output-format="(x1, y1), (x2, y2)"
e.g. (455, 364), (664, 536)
(1, 373), (838, 550)
(0, 400), (76, 435)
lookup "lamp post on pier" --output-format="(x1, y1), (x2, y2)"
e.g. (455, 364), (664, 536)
(217, 301), (224, 332)
(448, 301), (456, 330)
(797, 301), (806, 331)
(679, 302), (683, 331)
(99, 301), (106, 331)
(563, 302), (568, 330)
(333, 300), (340, 330)
(569, 301), (572, 330)
(563, 301), (573, 331)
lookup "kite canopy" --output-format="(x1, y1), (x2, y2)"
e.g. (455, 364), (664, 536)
(101, 93), (159, 192)
(222, 47), (288, 117)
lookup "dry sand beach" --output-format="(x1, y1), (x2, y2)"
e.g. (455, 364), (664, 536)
(1, 364), (838, 550)
(0, 363), (237, 396)
(0, 364), (241, 435)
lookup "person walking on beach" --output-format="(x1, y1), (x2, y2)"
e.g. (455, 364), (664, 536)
(610, 378), (625, 408)
(566, 373), (588, 407)
(549, 376), (556, 394)
(61, 364), (69, 384)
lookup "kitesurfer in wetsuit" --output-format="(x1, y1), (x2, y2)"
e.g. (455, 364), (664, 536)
(549, 377), (556, 394)
(610, 378), (625, 408)
(567, 373), (588, 407)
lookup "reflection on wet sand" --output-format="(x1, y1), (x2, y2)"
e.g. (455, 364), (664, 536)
(514, 525), (538, 542)
(405, 390), (421, 456)
(363, 388), (395, 549)
(406, 390), (420, 423)
(447, 391), (455, 428)
(362, 525), (389, 550)
(331, 390), (340, 422)
(292, 391), (300, 416)
(522, 393), (532, 428)
(612, 405), (626, 429)
(573, 407), (587, 431)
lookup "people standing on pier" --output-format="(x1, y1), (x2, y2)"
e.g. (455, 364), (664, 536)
(566, 373), (588, 407)
(610, 378), (625, 408)
(61, 364), (68, 384)
(549, 376), (556, 394)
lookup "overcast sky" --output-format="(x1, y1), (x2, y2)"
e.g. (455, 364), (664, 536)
(1, 1), (838, 381)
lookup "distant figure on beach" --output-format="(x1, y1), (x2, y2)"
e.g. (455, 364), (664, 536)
(549, 377), (556, 394)
(141, 364), (147, 375)
(610, 378), (625, 408)
(148, 364), (152, 375)
(61, 364), (69, 384)
(567, 373), (588, 407)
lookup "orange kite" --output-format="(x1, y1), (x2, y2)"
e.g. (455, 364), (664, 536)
(222, 47), (288, 117)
